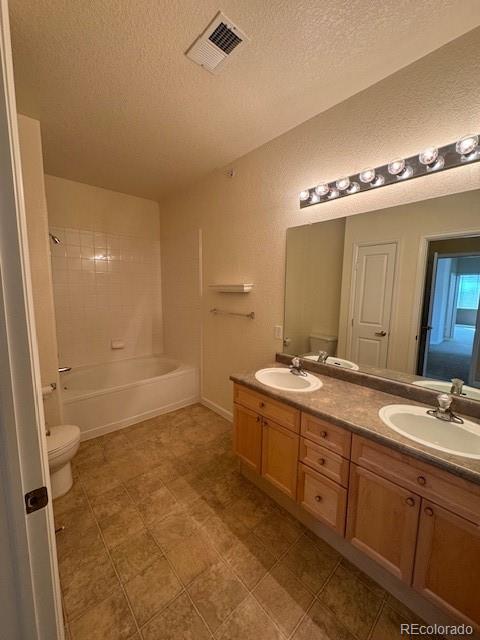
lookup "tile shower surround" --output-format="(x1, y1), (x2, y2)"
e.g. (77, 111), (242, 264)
(50, 227), (162, 368)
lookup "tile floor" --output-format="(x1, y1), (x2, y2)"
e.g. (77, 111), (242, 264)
(54, 404), (439, 640)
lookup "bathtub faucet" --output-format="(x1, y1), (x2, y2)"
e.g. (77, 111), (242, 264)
(58, 366), (72, 373)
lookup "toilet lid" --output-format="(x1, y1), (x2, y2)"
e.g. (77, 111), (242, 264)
(47, 424), (80, 454)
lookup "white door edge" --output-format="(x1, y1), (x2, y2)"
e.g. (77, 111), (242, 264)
(0, 1), (63, 638)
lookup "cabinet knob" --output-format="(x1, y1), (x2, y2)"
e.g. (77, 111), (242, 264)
(314, 495), (322, 502)
(424, 507), (434, 517)
(405, 497), (415, 507)
(256, 416), (261, 422)
(417, 476), (427, 486)
(259, 402), (265, 408)
(318, 458), (326, 466)
(320, 430), (327, 438)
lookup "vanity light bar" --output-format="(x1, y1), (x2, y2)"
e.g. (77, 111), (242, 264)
(299, 134), (480, 208)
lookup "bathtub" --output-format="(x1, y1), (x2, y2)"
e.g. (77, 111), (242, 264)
(61, 356), (199, 440)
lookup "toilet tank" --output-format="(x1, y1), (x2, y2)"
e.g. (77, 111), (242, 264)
(309, 334), (338, 356)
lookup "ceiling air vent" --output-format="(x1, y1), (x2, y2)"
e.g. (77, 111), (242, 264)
(186, 12), (248, 74)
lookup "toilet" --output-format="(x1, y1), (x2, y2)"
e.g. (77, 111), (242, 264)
(47, 424), (81, 499)
(309, 333), (338, 356)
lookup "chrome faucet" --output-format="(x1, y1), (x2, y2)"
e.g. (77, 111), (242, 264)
(427, 394), (464, 424)
(317, 351), (329, 364)
(450, 378), (464, 396)
(289, 357), (307, 377)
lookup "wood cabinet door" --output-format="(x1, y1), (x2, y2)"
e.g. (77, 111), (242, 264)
(346, 464), (420, 583)
(414, 501), (480, 628)
(233, 403), (262, 473)
(261, 418), (299, 499)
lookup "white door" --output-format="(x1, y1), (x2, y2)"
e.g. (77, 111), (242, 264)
(349, 242), (397, 368)
(0, 2), (63, 638)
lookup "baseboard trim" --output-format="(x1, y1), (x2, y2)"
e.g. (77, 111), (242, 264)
(79, 395), (200, 441)
(201, 397), (233, 422)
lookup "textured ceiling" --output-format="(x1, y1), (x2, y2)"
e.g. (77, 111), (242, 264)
(9, 1), (480, 200)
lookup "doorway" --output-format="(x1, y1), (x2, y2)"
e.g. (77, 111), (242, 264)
(417, 236), (480, 385)
(348, 242), (397, 368)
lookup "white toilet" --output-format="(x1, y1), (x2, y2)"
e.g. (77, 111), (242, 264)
(47, 424), (81, 499)
(309, 333), (338, 356)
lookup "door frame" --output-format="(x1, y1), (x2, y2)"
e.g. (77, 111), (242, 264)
(346, 239), (399, 367)
(0, 2), (64, 638)
(407, 229), (480, 374)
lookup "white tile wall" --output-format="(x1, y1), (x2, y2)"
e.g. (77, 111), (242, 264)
(50, 226), (163, 368)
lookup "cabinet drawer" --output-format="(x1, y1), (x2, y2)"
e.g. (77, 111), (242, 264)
(297, 463), (347, 534)
(301, 413), (351, 458)
(234, 383), (300, 432)
(352, 435), (480, 524)
(299, 438), (349, 487)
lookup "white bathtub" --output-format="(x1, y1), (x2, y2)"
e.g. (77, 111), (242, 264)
(61, 356), (199, 440)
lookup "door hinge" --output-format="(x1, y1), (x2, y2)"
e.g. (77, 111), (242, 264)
(25, 486), (49, 514)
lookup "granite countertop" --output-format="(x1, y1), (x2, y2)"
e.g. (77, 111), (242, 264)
(230, 364), (480, 486)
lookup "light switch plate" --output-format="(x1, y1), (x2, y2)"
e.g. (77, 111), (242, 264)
(274, 325), (283, 340)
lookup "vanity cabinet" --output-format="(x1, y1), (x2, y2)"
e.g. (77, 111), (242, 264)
(232, 381), (480, 628)
(261, 418), (299, 499)
(414, 501), (480, 627)
(233, 404), (262, 473)
(346, 464), (420, 582)
(348, 435), (480, 627)
(233, 384), (300, 499)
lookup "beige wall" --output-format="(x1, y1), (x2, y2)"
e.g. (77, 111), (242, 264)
(45, 176), (163, 368)
(159, 29), (480, 415)
(285, 219), (345, 355)
(337, 190), (480, 373)
(17, 115), (62, 424)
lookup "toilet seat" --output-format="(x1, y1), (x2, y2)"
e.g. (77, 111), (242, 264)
(47, 424), (80, 458)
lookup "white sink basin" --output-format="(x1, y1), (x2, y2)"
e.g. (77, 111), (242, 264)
(255, 368), (322, 393)
(379, 404), (480, 459)
(412, 379), (480, 401)
(303, 355), (359, 370)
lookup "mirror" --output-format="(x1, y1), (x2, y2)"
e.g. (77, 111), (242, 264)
(284, 189), (480, 401)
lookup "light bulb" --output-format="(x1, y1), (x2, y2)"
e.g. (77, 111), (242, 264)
(388, 159), (405, 175)
(426, 156), (445, 172)
(328, 188), (340, 199)
(359, 168), (375, 183)
(456, 134), (478, 156)
(310, 193), (320, 204)
(419, 147), (438, 166)
(336, 177), (350, 191)
(397, 165), (413, 180)
(314, 184), (330, 196)
(371, 175), (385, 187)
(346, 182), (360, 194)
(299, 190), (310, 201)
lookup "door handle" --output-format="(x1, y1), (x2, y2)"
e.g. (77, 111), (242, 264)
(374, 330), (387, 337)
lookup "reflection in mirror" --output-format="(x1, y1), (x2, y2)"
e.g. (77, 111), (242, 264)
(284, 189), (480, 401)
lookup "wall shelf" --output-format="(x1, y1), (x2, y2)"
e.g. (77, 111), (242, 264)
(208, 284), (254, 293)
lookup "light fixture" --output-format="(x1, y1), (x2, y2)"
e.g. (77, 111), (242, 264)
(346, 182), (360, 194)
(328, 188), (340, 199)
(299, 132), (480, 208)
(419, 147), (438, 166)
(336, 177), (350, 191)
(314, 183), (330, 196)
(456, 134), (478, 156)
(359, 168), (375, 183)
(371, 175), (385, 187)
